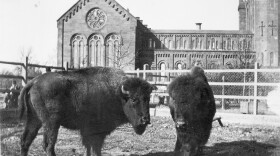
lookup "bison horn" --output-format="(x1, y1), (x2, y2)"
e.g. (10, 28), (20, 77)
(121, 85), (130, 95)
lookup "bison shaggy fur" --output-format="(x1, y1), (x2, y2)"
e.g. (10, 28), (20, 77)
(18, 67), (156, 156)
(168, 66), (216, 156)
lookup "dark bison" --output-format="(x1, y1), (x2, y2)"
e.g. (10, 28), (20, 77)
(18, 67), (157, 156)
(168, 66), (216, 156)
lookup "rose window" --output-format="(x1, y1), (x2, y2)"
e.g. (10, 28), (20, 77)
(86, 8), (107, 30)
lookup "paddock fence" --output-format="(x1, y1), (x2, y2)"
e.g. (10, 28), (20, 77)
(125, 63), (280, 115)
(0, 57), (75, 91)
(1, 59), (279, 115)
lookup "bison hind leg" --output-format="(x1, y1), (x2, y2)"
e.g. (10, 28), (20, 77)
(21, 116), (42, 156)
(41, 114), (61, 156)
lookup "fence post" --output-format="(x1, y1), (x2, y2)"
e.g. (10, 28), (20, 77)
(136, 68), (140, 78)
(167, 72), (170, 82)
(253, 62), (258, 115)
(143, 66), (146, 80)
(66, 62), (69, 71)
(22, 57), (28, 86)
(222, 75), (225, 110)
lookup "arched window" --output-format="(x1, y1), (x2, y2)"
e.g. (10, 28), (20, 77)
(143, 64), (149, 70)
(71, 34), (87, 69)
(243, 39), (247, 50)
(176, 40), (180, 49)
(232, 41), (235, 50)
(207, 40), (211, 49)
(195, 37), (199, 49)
(270, 52), (274, 66)
(159, 62), (166, 81)
(239, 41), (243, 50)
(248, 41), (251, 50)
(209, 63), (216, 69)
(168, 40), (173, 49)
(180, 38), (184, 49)
(161, 40), (164, 49)
(89, 34), (104, 66)
(184, 40), (187, 49)
(191, 40), (194, 49)
(105, 34), (121, 67)
(223, 41), (226, 50)
(211, 38), (215, 49)
(164, 38), (169, 49)
(227, 38), (231, 50)
(177, 63), (182, 70)
(149, 38), (153, 48)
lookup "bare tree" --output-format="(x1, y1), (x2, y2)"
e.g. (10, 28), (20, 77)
(14, 47), (42, 77)
(106, 40), (141, 69)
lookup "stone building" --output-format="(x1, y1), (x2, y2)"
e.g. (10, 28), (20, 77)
(57, 0), (279, 70)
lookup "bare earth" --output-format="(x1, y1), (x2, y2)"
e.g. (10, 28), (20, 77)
(1, 107), (280, 156)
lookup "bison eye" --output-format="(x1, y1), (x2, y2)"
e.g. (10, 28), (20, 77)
(131, 98), (137, 103)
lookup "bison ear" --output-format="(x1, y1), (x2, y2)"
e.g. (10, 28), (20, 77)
(121, 76), (128, 82)
(121, 85), (130, 95)
(191, 66), (205, 77)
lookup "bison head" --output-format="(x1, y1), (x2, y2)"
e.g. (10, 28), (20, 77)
(120, 78), (157, 135)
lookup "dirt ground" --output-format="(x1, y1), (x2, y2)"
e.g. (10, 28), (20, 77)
(1, 112), (280, 156)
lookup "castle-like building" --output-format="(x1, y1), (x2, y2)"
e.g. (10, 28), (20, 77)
(57, 0), (279, 70)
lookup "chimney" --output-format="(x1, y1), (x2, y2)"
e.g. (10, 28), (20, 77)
(195, 23), (202, 30)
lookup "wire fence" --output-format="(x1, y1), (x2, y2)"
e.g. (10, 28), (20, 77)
(125, 64), (280, 115)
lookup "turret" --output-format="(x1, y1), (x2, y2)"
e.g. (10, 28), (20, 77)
(238, 0), (246, 31)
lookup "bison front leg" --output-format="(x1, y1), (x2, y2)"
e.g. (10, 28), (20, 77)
(81, 134), (106, 156)
(91, 134), (106, 156)
(42, 114), (61, 156)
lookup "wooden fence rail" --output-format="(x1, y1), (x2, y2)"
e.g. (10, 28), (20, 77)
(0, 57), (68, 86)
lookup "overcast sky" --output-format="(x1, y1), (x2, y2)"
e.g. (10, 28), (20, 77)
(0, 0), (239, 70)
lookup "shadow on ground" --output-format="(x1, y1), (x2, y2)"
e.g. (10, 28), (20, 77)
(131, 140), (276, 156)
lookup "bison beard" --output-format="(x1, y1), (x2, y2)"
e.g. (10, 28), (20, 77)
(168, 66), (216, 156)
(18, 67), (156, 156)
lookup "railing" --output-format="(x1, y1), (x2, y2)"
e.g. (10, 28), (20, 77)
(0, 57), (74, 87)
(124, 63), (280, 115)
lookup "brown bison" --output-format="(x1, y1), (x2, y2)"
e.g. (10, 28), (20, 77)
(18, 67), (157, 156)
(168, 66), (216, 156)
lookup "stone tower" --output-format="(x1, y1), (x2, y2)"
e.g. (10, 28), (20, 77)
(239, 0), (279, 67)
(238, 0), (246, 31)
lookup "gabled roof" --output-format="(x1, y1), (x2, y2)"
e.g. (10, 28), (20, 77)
(57, 0), (137, 23)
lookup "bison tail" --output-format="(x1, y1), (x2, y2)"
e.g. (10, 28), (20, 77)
(18, 79), (34, 120)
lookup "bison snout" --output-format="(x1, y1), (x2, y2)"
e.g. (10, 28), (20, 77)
(140, 116), (151, 125)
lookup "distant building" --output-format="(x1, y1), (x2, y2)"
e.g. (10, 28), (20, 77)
(57, 0), (279, 70)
